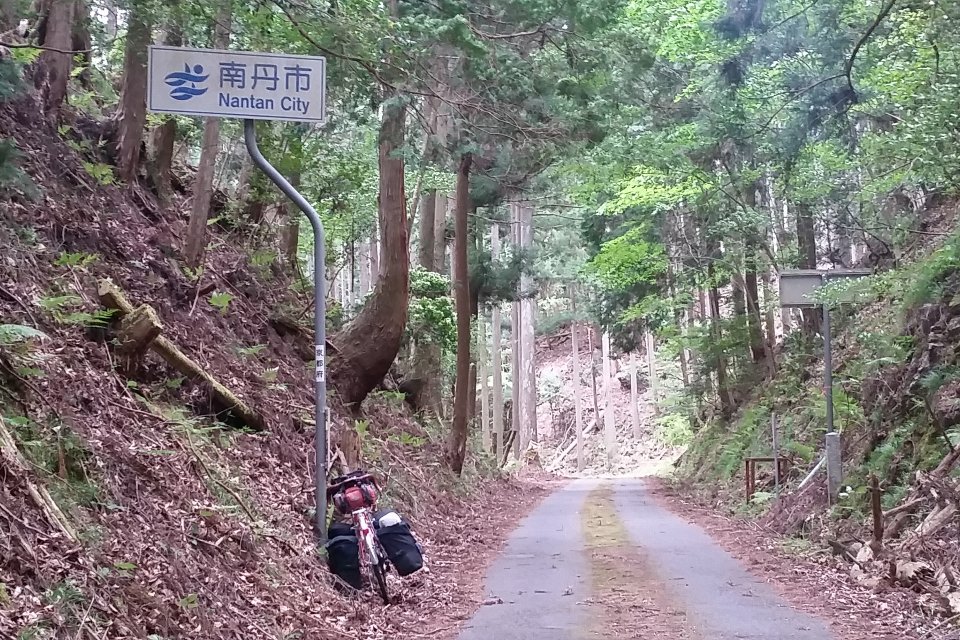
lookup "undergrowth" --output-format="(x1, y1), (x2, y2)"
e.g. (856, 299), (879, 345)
(677, 224), (960, 522)
(4, 412), (100, 513)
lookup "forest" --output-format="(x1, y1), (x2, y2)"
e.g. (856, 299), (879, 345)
(2, 0), (960, 637)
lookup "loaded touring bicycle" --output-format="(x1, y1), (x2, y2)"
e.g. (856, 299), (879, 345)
(324, 471), (424, 603)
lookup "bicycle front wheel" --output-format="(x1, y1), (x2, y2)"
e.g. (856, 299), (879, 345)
(372, 561), (389, 604)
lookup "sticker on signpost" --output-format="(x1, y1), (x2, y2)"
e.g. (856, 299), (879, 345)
(148, 46), (326, 123)
(315, 344), (325, 383)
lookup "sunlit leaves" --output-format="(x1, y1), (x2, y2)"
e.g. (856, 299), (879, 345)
(600, 168), (704, 216)
(586, 225), (667, 290)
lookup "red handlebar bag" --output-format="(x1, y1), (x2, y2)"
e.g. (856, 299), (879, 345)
(336, 482), (378, 513)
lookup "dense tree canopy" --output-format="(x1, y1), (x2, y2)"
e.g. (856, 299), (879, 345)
(2, 0), (959, 459)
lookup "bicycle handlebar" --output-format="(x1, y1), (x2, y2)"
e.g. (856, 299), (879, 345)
(326, 472), (379, 497)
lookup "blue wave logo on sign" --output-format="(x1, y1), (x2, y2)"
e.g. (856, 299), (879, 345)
(164, 63), (209, 101)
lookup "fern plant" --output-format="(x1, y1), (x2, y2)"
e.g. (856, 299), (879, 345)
(39, 294), (115, 327)
(0, 324), (47, 347)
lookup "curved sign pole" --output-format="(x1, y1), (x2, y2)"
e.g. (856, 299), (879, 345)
(148, 45), (330, 543)
(244, 120), (328, 543)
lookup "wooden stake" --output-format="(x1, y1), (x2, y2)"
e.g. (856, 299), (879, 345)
(870, 474), (883, 553)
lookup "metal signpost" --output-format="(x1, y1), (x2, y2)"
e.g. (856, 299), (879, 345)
(779, 268), (870, 502)
(148, 45), (330, 541)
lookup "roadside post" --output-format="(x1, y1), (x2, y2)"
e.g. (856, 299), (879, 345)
(771, 413), (780, 492)
(147, 45), (330, 541)
(779, 268), (870, 502)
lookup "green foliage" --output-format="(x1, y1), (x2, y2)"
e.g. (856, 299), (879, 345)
(17, 625), (48, 640)
(81, 161), (116, 185)
(208, 291), (234, 315)
(785, 441), (816, 464)
(0, 58), (24, 100)
(407, 269), (456, 351)
(236, 344), (267, 358)
(655, 412), (694, 447)
(536, 308), (575, 337)
(44, 579), (84, 607)
(749, 491), (774, 507)
(388, 431), (427, 448)
(371, 389), (407, 406)
(409, 268), (450, 298)
(39, 294), (115, 328)
(182, 265), (203, 282)
(905, 232), (960, 308)
(538, 371), (563, 403)
(0, 324), (47, 347)
(586, 225), (667, 291)
(7, 415), (99, 510)
(249, 249), (276, 275)
(54, 251), (98, 269)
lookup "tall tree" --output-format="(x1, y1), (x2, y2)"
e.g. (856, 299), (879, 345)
(35, 0), (75, 122)
(796, 203), (821, 336)
(408, 191), (444, 415)
(478, 316), (490, 451)
(115, 0), (151, 181)
(602, 331), (617, 468)
(570, 286), (584, 471)
(0, 0), (15, 29)
(490, 224), (505, 455)
(183, 1), (231, 267)
(447, 153), (473, 473)
(630, 352), (641, 439)
(510, 207), (521, 458)
(418, 194), (437, 270)
(518, 202), (537, 449)
(149, 1), (183, 208)
(645, 329), (659, 416)
(329, 96), (411, 409)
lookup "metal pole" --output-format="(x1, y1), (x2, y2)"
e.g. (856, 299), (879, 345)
(823, 299), (833, 435)
(243, 120), (328, 543)
(771, 412), (780, 492)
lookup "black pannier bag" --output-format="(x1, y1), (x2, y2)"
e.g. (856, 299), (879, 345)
(328, 521), (353, 539)
(377, 521), (424, 576)
(325, 534), (362, 589)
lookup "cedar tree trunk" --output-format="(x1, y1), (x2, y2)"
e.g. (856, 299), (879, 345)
(329, 98), (410, 410)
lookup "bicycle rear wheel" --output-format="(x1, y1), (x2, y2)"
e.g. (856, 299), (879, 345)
(371, 561), (389, 604)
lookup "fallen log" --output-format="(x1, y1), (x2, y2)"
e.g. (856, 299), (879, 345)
(115, 304), (162, 373)
(98, 279), (266, 431)
(0, 416), (78, 542)
(548, 419), (597, 471)
(914, 503), (958, 540)
(883, 498), (925, 520)
(499, 429), (518, 468)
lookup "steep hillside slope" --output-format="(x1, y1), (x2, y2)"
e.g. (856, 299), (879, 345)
(678, 202), (959, 502)
(0, 91), (540, 638)
(535, 324), (682, 475)
(673, 201), (960, 619)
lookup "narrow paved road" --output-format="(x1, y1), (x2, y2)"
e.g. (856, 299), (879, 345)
(458, 478), (834, 640)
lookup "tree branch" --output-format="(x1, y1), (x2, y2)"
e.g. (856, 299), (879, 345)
(845, 0), (897, 96)
(0, 41), (91, 54)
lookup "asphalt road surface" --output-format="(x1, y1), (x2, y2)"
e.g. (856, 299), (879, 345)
(457, 478), (834, 640)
